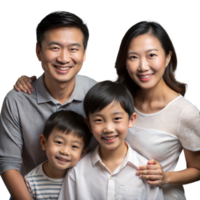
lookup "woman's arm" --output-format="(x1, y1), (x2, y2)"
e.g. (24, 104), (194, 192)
(164, 149), (200, 185)
(14, 76), (36, 94)
(137, 149), (200, 186)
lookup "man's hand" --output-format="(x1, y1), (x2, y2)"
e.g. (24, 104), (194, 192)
(13, 75), (37, 94)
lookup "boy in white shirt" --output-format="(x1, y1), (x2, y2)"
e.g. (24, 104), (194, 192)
(24, 110), (92, 200)
(58, 81), (163, 200)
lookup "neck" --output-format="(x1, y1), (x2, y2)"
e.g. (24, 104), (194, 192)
(44, 74), (75, 104)
(43, 161), (66, 179)
(99, 141), (128, 173)
(137, 78), (168, 102)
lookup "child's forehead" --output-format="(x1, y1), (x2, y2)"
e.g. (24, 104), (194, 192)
(50, 129), (84, 143)
(91, 101), (127, 116)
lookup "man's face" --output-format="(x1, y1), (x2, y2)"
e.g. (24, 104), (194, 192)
(36, 27), (86, 84)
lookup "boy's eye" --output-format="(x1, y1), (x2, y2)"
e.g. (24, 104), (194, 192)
(114, 117), (121, 121)
(55, 141), (62, 145)
(94, 119), (102, 122)
(72, 145), (78, 149)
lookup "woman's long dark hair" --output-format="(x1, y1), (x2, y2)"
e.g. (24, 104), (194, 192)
(115, 21), (186, 96)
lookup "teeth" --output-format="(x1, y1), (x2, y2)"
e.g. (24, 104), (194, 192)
(54, 65), (70, 70)
(104, 136), (116, 140)
(139, 74), (152, 78)
(57, 67), (70, 71)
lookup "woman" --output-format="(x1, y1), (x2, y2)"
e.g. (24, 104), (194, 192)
(115, 21), (200, 199)
(14, 21), (200, 199)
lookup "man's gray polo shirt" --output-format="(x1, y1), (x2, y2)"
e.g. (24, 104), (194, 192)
(0, 74), (96, 176)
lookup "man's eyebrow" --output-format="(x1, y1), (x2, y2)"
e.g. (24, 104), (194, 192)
(47, 42), (82, 48)
(128, 49), (159, 55)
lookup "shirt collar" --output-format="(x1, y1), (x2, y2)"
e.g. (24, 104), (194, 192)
(91, 141), (140, 169)
(36, 74), (85, 104)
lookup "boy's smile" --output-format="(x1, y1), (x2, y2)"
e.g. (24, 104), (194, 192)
(88, 101), (136, 152)
(40, 130), (85, 179)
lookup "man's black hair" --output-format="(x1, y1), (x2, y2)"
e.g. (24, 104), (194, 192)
(84, 81), (134, 119)
(43, 110), (92, 149)
(37, 11), (89, 49)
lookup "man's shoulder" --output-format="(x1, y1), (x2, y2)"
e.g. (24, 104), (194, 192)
(76, 75), (97, 88)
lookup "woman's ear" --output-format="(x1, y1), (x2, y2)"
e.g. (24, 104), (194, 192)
(40, 134), (47, 151)
(128, 112), (137, 128)
(84, 117), (93, 133)
(165, 51), (172, 68)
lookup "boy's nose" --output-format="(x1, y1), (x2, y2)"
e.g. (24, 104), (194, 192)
(60, 146), (70, 156)
(103, 123), (115, 133)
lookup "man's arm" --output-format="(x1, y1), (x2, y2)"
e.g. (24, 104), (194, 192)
(1, 170), (32, 200)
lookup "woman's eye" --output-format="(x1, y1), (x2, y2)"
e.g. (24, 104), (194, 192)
(130, 55), (137, 60)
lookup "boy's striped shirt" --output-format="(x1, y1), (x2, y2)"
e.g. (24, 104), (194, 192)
(24, 162), (63, 200)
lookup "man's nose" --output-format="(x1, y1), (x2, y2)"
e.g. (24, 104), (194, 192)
(57, 49), (71, 64)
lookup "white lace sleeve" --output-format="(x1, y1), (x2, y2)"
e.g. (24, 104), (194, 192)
(178, 105), (200, 151)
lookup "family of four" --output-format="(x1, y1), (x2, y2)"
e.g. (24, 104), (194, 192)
(0, 11), (200, 200)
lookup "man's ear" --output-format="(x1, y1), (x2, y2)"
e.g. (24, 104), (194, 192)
(36, 43), (42, 61)
(79, 148), (88, 160)
(83, 48), (87, 62)
(39, 134), (47, 151)
(84, 117), (92, 133)
(128, 112), (136, 128)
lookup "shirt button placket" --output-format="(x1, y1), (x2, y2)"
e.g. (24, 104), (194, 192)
(107, 176), (115, 200)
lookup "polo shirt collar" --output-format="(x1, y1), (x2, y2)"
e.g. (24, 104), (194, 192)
(91, 141), (140, 169)
(36, 74), (85, 104)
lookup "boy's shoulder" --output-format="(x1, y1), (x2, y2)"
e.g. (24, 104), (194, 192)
(24, 162), (44, 179)
(127, 143), (149, 167)
(67, 151), (94, 176)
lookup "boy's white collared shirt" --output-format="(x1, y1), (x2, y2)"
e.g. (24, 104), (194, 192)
(58, 142), (163, 200)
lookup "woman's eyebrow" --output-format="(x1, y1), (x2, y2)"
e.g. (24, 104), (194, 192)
(128, 49), (159, 55)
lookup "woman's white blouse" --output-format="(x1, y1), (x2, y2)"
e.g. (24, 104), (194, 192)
(126, 95), (200, 200)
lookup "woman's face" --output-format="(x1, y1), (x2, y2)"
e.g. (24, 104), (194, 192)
(126, 33), (171, 90)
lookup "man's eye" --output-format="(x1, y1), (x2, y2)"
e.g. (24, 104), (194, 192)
(70, 48), (78, 52)
(149, 53), (155, 58)
(51, 47), (59, 51)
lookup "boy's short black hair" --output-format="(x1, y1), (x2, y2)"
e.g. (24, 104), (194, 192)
(37, 11), (89, 49)
(84, 81), (134, 119)
(43, 110), (92, 149)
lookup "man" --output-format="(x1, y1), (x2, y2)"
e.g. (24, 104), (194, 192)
(0, 11), (96, 200)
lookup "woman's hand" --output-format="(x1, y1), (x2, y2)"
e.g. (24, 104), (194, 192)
(14, 75), (36, 94)
(136, 159), (168, 186)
